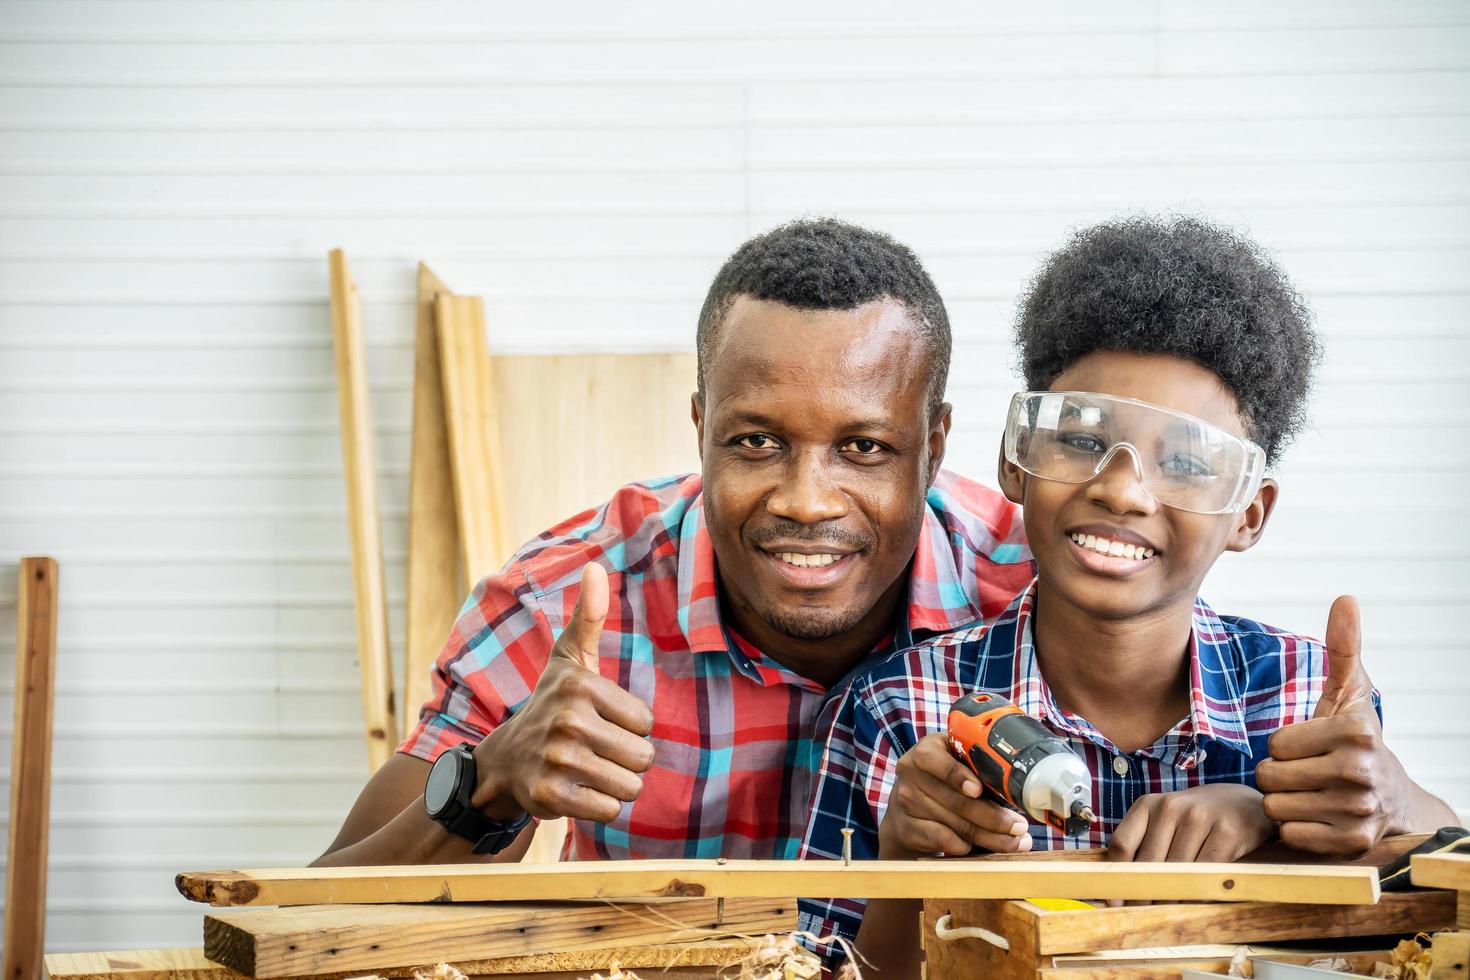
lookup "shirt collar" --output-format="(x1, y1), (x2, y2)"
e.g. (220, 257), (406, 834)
(994, 581), (1254, 759)
(675, 490), (983, 655)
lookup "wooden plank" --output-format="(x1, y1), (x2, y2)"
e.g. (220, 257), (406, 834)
(435, 294), (511, 589)
(174, 859), (1381, 908)
(203, 898), (793, 977)
(1029, 890), (1454, 955)
(490, 353), (699, 547)
(1038, 948), (1399, 979)
(1414, 853), (1470, 891)
(5, 557), (58, 980)
(403, 262), (462, 742)
(921, 897), (1038, 980)
(45, 940), (754, 980)
(327, 249), (396, 771)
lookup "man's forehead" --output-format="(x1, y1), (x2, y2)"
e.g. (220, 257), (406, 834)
(708, 296), (926, 383)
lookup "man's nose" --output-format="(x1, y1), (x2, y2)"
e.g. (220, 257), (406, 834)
(766, 452), (850, 524)
(1084, 444), (1157, 515)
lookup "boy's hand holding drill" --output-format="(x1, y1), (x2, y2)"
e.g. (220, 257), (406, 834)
(877, 732), (1033, 859)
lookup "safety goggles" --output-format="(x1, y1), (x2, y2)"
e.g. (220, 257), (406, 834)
(1003, 391), (1267, 516)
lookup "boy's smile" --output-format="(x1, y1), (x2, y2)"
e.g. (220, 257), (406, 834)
(1000, 350), (1277, 623)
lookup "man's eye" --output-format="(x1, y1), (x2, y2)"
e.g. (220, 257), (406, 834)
(843, 438), (883, 455)
(736, 434), (780, 451)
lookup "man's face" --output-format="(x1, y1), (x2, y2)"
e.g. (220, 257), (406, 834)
(694, 296), (948, 644)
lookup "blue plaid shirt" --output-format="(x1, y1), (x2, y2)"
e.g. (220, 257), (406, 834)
(796, 579), (1374, 951)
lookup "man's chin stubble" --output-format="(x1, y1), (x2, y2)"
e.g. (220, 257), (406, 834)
(758, 604), (869, 642)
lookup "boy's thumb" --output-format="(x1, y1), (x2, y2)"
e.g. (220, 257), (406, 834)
(1313, 594), (1373, 719)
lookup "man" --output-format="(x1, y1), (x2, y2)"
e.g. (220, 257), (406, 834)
(313, 219), (1034, 865)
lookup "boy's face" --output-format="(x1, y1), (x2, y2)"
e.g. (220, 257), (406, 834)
(1000, 350), (1277, 622)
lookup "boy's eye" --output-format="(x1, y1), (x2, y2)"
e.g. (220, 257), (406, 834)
(1059, 432), (1106, 454)
(842, 438), (884, 456)
(735, 433), (780, 451)
(1161, 453), (1215, 479)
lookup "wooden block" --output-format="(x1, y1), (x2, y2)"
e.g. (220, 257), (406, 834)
(1416, 854), (1470, 891)
(45, 940), (755, 980)
(436, 294), (512, 590)
(5, 557), (58, 980)
(174, 859), (1381, 908)
(1432, 931), (1470, 980)
(1028, 890), (1453, 954)
(490, 353), (699, 548)
(403, 263), (463, 742)
(203, 897), (793, 977)
(921, 897), (1038, 980)
(328, 249), (397, 771)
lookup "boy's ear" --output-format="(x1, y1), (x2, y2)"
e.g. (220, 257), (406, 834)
(997, 444), (1026, 505)
(1224, 477), (1278, 553)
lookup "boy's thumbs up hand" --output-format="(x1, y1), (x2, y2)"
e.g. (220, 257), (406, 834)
(469, 562), (656, 825)
(1312, 596), (1374, 720)
(1255, 595), (1411, 856)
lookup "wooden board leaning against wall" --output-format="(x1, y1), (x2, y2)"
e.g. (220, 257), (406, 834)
(401, 261), (699, 860)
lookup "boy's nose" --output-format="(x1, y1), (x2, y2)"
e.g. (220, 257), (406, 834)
(1085, 444), (1157, 515)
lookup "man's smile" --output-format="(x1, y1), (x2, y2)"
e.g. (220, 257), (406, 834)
(757, 545), (861, 588)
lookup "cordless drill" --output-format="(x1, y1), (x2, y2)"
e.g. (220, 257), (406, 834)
(947, 692), (1095, 836)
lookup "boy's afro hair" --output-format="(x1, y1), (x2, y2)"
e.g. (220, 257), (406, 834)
(1015, 214), (1321, 466)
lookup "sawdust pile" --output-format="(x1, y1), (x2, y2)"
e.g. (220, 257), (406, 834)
(586, 933), (861, 980)
(1224, 936), (1434, 978)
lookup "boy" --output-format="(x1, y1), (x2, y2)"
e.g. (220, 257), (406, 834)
(796, 216), (1456, 975)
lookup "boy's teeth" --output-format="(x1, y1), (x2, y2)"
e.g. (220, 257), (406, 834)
(777, 552), (837, 568)
(1068, 533), (1154, 561)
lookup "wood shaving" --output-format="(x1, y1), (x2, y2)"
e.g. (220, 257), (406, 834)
(411, 965), (468, 980)
(587, 963), (644, 980)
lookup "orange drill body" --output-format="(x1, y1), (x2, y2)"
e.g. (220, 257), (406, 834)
(947, 692), (1095, 836)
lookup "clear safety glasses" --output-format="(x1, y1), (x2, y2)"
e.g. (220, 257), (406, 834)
(1003, 391), (1267, 516)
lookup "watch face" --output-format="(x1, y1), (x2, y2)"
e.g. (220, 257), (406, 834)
(424, 751), (458, 815)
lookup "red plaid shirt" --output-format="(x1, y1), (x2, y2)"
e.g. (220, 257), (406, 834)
(399, 470), (1033, 860)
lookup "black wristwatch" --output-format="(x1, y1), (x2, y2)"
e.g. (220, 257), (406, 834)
(424, 744), (532, 855)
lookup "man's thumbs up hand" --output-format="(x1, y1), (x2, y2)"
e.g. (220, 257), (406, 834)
(1312, 595), (1374, 720)
(470, 562), (656, 826)
(1255, 595), (1410, 857)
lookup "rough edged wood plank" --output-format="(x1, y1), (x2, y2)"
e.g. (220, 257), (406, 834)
(328, 249), (396, 771)
(46, 941), (754, 980)
(1028, 890), (1453, 954)
(403, 262), (462, 742)
(203, 898), (793, 978)
(435, 294), (511, 589)
(490, 353), (700, 547)
(1415, 853), (1470, 891)
(5, 557), (58, 980)
(174, 859), (1381, 908)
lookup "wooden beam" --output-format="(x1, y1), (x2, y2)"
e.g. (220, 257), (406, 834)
(435, 294), (511, 589)
(203, 897), (793, 977)
(174, 859), (1380, 908)
(1414, 853), (1470, 891)
(327, 249), (396, 771)
(45, 940), (755, 980)
(4, 557), (58, 980)
(402, 263), (462, 741)
(1027, 890), (1453, 955)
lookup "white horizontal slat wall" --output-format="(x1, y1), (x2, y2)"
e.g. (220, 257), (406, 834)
(0, 0), (1468, 951)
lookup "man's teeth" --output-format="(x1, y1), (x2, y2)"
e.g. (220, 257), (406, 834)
(777, 552), (839, 568)
(1068, 533), (1155, 561)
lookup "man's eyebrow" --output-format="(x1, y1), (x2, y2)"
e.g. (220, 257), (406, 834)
(716, 411), (903, 435)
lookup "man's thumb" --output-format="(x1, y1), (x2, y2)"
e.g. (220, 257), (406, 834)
(556, 562), (609, 672)
(1314, 594), (1372, 719)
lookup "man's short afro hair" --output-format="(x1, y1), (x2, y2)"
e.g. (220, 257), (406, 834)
(696, 217), (951, 417)
(1015, 214), (1321, 466)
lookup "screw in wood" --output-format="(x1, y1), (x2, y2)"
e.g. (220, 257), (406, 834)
(841, 826), (854, 865)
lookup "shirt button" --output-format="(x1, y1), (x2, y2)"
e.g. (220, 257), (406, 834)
(1113, 755), (1130, 776)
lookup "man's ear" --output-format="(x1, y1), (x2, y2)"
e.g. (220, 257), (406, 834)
(691, 392), (705, 462)
(925, 402), (952, 487)
(997, 443), (1026, 505)
(1224, 477), (1278, 553)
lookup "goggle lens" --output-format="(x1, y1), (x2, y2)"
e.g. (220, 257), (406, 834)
(1004, 391), (1266, 515)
